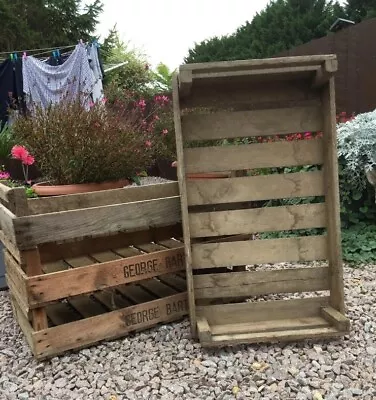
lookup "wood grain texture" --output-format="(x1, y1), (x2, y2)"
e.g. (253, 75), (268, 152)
(321, 306), (350, 332)
(173, 73), (197, 337)
(184, 138), (324, 174)
(39, 224), (182, 263)
(28, 182), (179, 215)
(24, 249), (48, 331)
(197, 296), (330, 325)
(180, 55), (336, 73)
(192, 235), (327, 268)
(312, 59), (338, 89)
(181, 79), (321, 110)
(193, 266), (329, 299)
(4, 251), (28, 310)
(33, 292), (188, 359)
(200, 326), (344, 347)
(0, 230), (22, 265)
(210, 317), (329, 336)
(27, 247), (185, 307)
(0, 203), (17, 246)
(14, 196), (181, 249)
(0, 183), (12, 203)
(191, 66), (319, 81)
(322, 78), (345, 313)
(189, 203), (326, 238)
(181, 106), (322, 141)
(10, 295), (35, 352)
(187, 171), (325, 206)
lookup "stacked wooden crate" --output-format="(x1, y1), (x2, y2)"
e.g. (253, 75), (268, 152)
(173, 55), (350, 346)
(0, 182), (187, 359)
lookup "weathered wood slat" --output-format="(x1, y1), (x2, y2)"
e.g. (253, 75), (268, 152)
(14, 196), (181, 249)
(321, 306), (350, 331)
(184, 139), (324, 174)
(209, 317), (329, 336)
(192, 236), (327, 268)
(27, 247), (185, 307)
(181, 80), (320, 110)
(28, 182), (179, 215)
(173, 73), (197, 337)
(189, 203), (326, 238)
(10, 295), (35, 351)
(194, 267), (329, 299)
(46, 302), (81, 326)
(322, 79), (345, 314)
(32, 292), (188, 359)
(0, 203), (17, 246)
(180, 55), (336, 73)
(197, 296), (330, 325)
(187, 171), (325, 206)
(0, 183), (12, 203)
(38, 224), (182, 264)
(203, 326), (343, 347)
(182, 106), (322, 141)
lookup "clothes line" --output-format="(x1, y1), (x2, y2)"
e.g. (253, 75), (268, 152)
(103, 61), (128, 73)
(0, 44), (77, 57)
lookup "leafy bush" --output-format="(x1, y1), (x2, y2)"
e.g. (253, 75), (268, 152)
(11, 98), (166, 185)
(0, 123), (16, 159)
(337, 109), (376, 192)
(341, 223), (376, 265)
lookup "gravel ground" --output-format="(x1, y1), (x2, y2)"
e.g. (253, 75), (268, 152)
(0, 265), (375, 400)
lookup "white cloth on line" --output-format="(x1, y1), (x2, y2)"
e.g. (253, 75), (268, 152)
(87, 44), (104, 102)
(22, 44), (95, 110)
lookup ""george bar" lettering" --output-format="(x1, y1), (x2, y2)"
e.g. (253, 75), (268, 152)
(124, 307), (160, 327)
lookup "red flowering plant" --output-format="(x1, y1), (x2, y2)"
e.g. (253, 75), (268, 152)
(11, 145), (35, 183)
(105, 82), (175, 160)
(11, 95), (167, 185)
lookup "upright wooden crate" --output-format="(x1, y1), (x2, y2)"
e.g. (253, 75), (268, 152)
(173, 55), (350, 346)
(0, 182), (187, 359)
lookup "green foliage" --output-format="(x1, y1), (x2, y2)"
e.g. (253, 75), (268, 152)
(345, 0), (376, 22)
(11, 98), (166, 185)
(185, 0), (351, 63)
(0, 123), (16, 159)
(152, 63), (175, 92)
(341, 223), (376, 265)
(101, 26), (155, 97)
(0, 0), (103, 51)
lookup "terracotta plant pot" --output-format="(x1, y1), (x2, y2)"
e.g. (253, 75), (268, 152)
(171, 161), (230, 180)
(32, 179), (131, 196)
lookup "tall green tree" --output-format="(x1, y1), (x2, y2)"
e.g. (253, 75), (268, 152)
(0, 0), (102, 51)
(185, 0), (346, 63)
(101, 26), (155, 96)
(345, 0), (376, 22)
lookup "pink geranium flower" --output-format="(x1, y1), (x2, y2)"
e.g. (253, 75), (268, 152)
(11, 145), (29, 161)
(23, 154), (35, 166)
(145, 140), (152, 148)
(162, 129), (168, 136)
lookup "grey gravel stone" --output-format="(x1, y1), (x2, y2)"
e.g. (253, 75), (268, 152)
(0, 264), (375, 399)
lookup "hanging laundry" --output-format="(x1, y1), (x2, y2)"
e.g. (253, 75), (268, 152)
(0, 58), (25, 128)
(22, 43), (94, 110)
(87, 44), (104, 102)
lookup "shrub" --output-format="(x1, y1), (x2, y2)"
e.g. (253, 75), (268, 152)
(11, 98), (166, 185)
(0, 123), (16, 159)
(337, 109), (376, 192)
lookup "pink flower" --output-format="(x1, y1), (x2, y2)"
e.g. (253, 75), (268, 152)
(11, 145), (35, 166)
(145, 140), (152, 148)
(154, 115), (160, 121)
(137, 99), (146, 109)
(89, 101), (95, 108)
(162, 129), (168, 136)
(0, 171), (10, 180)
(101, 97), (108, 104)
(23, 154), (35, 166)
(11, 145), (29, 161)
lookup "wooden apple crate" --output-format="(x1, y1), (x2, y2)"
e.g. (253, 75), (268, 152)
(173, 55), (350, 346)
(0, 181), (188, 359)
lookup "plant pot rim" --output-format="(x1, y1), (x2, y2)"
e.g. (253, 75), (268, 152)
(32, 179), (131, 196)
